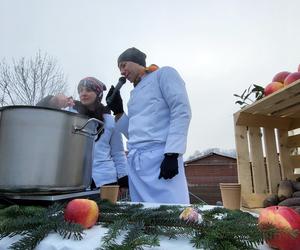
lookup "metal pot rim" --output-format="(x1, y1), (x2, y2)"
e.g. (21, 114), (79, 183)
(0, 105), (89, 119)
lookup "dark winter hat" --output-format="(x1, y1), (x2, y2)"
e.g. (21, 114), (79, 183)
(77, 77), (107, 99)
(118, 47), (147, 67)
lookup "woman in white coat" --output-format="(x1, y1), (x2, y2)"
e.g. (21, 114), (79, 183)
(106, 47), (192, 204)
(37, 77), (129, 190)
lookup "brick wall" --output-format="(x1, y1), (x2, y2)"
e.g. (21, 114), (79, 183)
(185, 153), (237, 205)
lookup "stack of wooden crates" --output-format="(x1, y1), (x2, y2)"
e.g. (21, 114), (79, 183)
(234, 79), (300, 208)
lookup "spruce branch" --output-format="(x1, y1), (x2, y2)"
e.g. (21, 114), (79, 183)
(9, 224), (52, 250)
(98, 203), (263, 250)
(0, 202), (84, 249)
(0, 200), (266, 250)
(121, 222), (160, 249)
(54, 220), (84, 240)
(101, 219), (129, 246)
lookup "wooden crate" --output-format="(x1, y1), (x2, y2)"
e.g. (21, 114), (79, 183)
(234, 79), (300, 208)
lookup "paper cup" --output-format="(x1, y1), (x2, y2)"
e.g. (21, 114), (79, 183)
(220, 183), (241, 210)
(100, 185), (119, 204)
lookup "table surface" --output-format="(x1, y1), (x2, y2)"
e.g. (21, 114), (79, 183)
(0, 203), (272, 250)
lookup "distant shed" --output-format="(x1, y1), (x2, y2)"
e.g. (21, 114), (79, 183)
(184, 152), (237, 204)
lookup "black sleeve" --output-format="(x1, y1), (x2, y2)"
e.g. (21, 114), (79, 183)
(118, 175), (129, 188)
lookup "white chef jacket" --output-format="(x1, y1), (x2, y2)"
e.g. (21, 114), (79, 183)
(116, 66), (191, 203)
(92, 114), (128, 187)
(65, 108), (128, 187)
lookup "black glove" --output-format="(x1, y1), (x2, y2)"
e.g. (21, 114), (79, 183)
(118, 175), (129, 188)
(106, 85), (124, 115)
(158, 153), (179, 180)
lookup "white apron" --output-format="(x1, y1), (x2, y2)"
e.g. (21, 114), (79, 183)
(127, 142), (190, 204)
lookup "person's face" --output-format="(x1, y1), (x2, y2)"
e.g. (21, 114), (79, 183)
(79, 87), (98, 107)
(118, 61), (144, 83)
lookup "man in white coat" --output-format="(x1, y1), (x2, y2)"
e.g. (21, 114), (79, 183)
(107, 47), (192, 204)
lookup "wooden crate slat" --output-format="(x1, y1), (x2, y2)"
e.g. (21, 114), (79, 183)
(256, 95), (300, 116)
(234, 122), (253, 196)
(235, 112), (292, 129)
(289, 112), (300, 119)
(248, 127), (268, 193)
(240, 79), (300, 115)
(287, 134), (300, 147)
(278, 129), (295, 180)
(271, 101), (300, 117)
(273, 104), (300, 118)
(263, 128), (281, 193)
(241, 193), (268, 208)
(290, 155), (300, 169)
(290, 118), (300, 129)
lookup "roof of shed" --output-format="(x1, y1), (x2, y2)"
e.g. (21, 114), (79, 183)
(185, 152), (236, 164)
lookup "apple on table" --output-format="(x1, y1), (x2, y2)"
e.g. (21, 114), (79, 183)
(64, 199), (99, 229)
(258, 206), (300, 250)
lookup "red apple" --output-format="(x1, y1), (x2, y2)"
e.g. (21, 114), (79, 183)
(64, 199), (99, 229)
(284, 72), (300, 86)
(264, 81), (284, 96)
(272, 71), (291, 83)
(258, 206), (300, 250)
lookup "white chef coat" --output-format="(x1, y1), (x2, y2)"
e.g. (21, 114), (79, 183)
(116, 66), (191, 203)
(92, 114), (128, 187)
(65, 107), (128, 187)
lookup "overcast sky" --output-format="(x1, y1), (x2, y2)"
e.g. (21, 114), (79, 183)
(1, 0), (300, 158)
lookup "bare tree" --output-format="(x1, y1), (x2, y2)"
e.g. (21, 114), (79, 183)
(0, 51), (68, 106)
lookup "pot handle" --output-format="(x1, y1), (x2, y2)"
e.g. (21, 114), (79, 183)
(73, 118), (104, 137)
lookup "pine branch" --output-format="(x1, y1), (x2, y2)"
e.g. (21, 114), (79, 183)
(191, 208), (263, 250)
(98, 204), (263, 250)
(145, 225), (192, 239)
(101, 219), (129, 246)
(0, 200), (265, 250)
(0, 215), (47, 239)
(100, 221), (160, 250)
(122, 221), (160, 249)
(0, 202), (84, 249)
(9, 224), (52, 250)
(54, 220), (84, 240)
(0, 205), (47, 239)
(0, 205), (45, 218)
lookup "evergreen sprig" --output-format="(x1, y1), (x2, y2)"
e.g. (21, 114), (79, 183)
(99, 221), (160, 250)
(98, 202), (263, 250)
(9, 224), (53, 250)
(101, 218), (129, 246)
(0, 203), (84, 250)
(191, 208), (263, 250)
(0, 200), (268, 250)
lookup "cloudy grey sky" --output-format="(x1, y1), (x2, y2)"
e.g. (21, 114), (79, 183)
(1, 0), (300, 158)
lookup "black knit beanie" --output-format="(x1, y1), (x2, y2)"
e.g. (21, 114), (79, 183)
(117, 47), (146, 67)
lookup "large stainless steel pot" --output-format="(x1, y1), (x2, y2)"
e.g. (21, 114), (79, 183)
(0, 105), (103, 194)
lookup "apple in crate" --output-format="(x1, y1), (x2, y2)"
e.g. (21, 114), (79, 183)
(284, 72), (300, 86)
(264, 81), (284, 96)
(272, 71), (291, 83)
(258, 206), (300, 250)
(64, 199), (99, 229)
